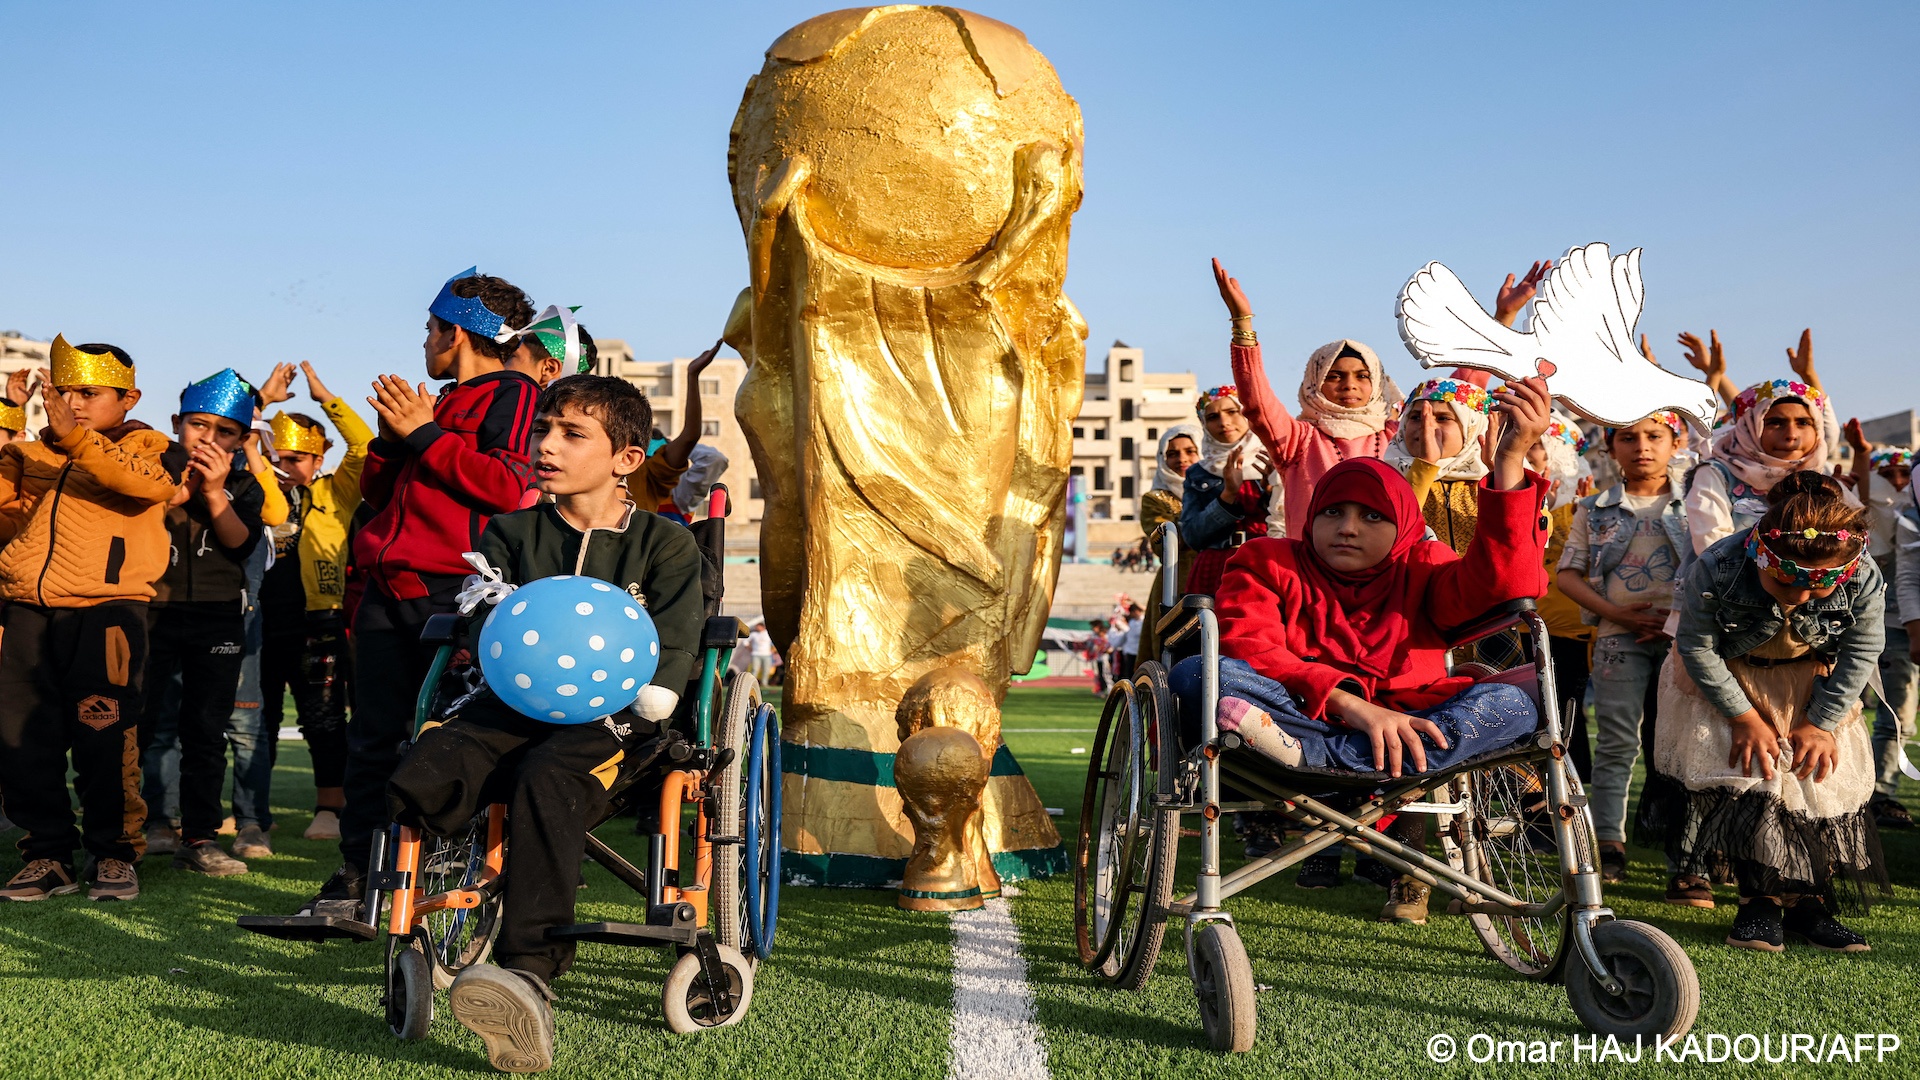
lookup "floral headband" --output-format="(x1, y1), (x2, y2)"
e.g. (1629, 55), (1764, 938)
(1870, 447), (1914, 469)
(1603, 410), (1685, 440)
(1730, 379), (1826, 423)
(1405, 377), (1491, 415)
(1745, 527), (1864, 590)
(1195, 385), (1240, 416)
(1544, 417), (1589, 453)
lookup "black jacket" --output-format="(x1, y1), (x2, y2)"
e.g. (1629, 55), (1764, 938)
(152, 452), (265, 607)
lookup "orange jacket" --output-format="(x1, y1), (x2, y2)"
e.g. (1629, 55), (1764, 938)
(0, 422), (180, 607)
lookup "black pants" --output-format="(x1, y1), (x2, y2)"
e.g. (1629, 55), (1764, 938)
(387, 699), (636, 982)
(141, 603), (245, 844)
(1547, 635), (1594, 784)
(262, 615), (351, 794)
(339, 601), (445, 870)
(0, 601), (150, 865)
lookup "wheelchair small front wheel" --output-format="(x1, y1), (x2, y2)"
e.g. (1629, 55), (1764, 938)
(1565, 919), (1699, 1038)
(1190, 921), (1256, 1053)
(385, 940), (434, 1041)
(662, 943), (756, 1033)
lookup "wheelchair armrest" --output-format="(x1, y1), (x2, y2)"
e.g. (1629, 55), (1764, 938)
(419, 613), (463, 647)
(1438, 598), (1537, 648)
(1157, 594), (1214, 649)
(703, 616), (745, 652)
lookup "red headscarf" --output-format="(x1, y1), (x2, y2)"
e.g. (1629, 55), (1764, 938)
(1291, 458), (1427, 678)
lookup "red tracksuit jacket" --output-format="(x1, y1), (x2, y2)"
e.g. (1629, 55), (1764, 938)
(354, 370), (538, 603)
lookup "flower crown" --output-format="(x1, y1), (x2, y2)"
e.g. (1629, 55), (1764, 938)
(1746, 527), (1864, 590)
(1730, 379), (1825, 422)
(1544, 417), (1589, 453)
(1870, 447), (1914, 469)
(1195, 385), (1239, 416)
(1406, 377), (1491, 415)
(1602, 410), (1686, 441)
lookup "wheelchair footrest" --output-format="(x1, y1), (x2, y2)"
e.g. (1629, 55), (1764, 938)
(547, 921), (700, 948)
(235, 914), (379, 943)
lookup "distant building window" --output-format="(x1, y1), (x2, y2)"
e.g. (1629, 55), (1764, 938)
(749, 479), (763, 499)
(1120, 437), (1135, 460)
(1093, 428), (1108, 441)
(1072, 426), (1085, 439)
(1119, 358), (1135, 382)
(1094, 466), (1109, 491)
(700, 378), (721, 397)
(1120, 398), (1134, 422)
(1146, 427), (1158, 441)
(701, 420), (721, 436)
(1070, 465), (1085, 476)
(1120, 476), (1135, 499)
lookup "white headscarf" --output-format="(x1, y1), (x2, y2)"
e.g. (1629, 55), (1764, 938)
(1539, 409), (1586, 509)
(1194, 387), (1287, 536)
(1150, 422), (1204, 494)
(1382, 377), (1491, 483)
(1298, 339), (1403, 439)
(1706, 379), (1830, 492)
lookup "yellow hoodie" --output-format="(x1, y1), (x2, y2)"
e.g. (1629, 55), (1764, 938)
(289, 399), (373, 612)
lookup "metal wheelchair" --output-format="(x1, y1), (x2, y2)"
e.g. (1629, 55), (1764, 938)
(1072, 524), (1699, 1052)
(240, 486), (782, 1038)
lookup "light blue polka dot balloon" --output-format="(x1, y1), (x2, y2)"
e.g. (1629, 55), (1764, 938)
(477, 575), (660, 725)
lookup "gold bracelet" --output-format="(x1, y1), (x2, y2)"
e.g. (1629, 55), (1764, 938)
(1231, 328), (1258, 345)
(1229, 313), (1255, 323)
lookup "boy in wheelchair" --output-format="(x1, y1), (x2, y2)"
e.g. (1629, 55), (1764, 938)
(385, 375), (704, 1072)
(1171, 377), (1555, 910)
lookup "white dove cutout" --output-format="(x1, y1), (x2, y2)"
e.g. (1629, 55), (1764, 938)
(1397, 242), (1720, 430)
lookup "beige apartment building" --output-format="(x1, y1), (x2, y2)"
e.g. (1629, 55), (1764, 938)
(1071, 342), (1198, 553)
(0, 332), (53, 433)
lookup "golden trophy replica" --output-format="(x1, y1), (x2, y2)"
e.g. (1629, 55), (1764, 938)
(893, 669), (1005, 910)
(726, 6), (1078, 888)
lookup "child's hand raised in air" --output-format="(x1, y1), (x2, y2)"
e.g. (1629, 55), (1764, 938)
(4, 368), (29, 406)
(259, 362), (297, 407)
(1328, 688), (1449, 778)
(1211, 258), (1254, 321)
(1727, 708), (1779, 781)
(686, 339), (724, 376)
(1488, 376), (1552, 490)
(31, 369), (77, 441)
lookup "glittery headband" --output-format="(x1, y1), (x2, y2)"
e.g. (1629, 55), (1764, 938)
(179, 369), (258, 428)
(1406, 377), (1492, 415)
(1195, 385), (1239, 416)
(269, 412), (327, 456)
(1731, 379), (1825, 422)
(522, 305), (584, 373)
(428, 267), (530, 344)
(1870, 447), (1914, 469)
(49, 334), (135, 391)
(1746, 528), (1863, 590)
(0, 399), (24, 433)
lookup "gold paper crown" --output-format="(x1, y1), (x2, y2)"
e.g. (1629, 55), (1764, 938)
(269, 412), (327, 456)
(50, 334), (136, 391)
(0, 399), (24, 433)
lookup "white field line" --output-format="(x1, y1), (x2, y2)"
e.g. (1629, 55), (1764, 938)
(948, 898), (1050, 1080)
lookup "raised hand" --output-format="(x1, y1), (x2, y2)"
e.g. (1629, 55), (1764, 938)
(1493, 260), (1552, 328)
(1785, 328), (1820, 390)
(687, 340), (724, 376)
(1490, 377), (1552, 490)
(300, 361), (337, 404)
(1638, 334), (1659, 366)
(1843, 417), (1871, 457)
(259, 362), (297, 406)
(367, 375), (437, 440)
(32, 368), (77, 441)
(1219, 446), (1244, 506)
(1212, 258), (1254, 321)
(4, 368), (29, 406)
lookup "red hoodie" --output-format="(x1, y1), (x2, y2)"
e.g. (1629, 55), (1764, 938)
(354, 370), (537, 603)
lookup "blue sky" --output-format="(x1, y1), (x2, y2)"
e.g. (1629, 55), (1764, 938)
(5, 1), (1915, 438)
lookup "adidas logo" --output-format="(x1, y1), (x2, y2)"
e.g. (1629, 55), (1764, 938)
(77, 694), (121, 731)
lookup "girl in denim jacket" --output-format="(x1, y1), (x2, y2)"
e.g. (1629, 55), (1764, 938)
(1654, 472), (1889, 954)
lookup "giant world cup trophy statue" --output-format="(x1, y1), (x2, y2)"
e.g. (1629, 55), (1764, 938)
(726, 6), (1080, 896)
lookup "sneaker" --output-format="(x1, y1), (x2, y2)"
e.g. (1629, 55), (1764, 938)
(1354, 856), (1395, 889)
(1784, 899), (1870, 953)
(296, 862), (367, 919)
(1380, 874), (1430, 925)
(173, 840), (249, 877)
(85, 858), (140, 901)
(304, 809), (342, 841)
(1726, 897), (1785, 952)
(232, 825), (274, 860)
(0, 860), (80, 901)
(145, 822), (180, 857)
(1869, 797), (1914, 830)
(449, 965), (557, 1073)
(1599, 844), (1627, 884)
(1664, 873), (1715, 909)
(1295, 853), (1342, 889)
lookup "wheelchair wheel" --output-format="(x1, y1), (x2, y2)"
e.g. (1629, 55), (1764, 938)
(1191, 921), (1256, 1053)
(418, 808), (505, 991)
(1564, 920), (1699, 1038)
(1073, 674), (1175, 989)
(711, 671), (758, 957)
(742, 703), (782, 961)
(385, 938), (434, 1041)
(1441, 762), (1574, 979)
(662, 943), (756, 1033)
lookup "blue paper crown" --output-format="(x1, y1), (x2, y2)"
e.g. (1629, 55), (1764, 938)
(179, 368), (258, 428)
(429, 266), (512, 341)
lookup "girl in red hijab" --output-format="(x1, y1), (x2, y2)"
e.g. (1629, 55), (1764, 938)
(1171, 378), (1556, 915)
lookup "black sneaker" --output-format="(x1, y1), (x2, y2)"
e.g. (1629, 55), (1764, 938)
(297, 863), (367, 919)
(449, 965), (556, 1073)
(1295, 853), (1342, 889)
(1784, 899), (1870, 953)
(84, 857), (140, 901)
(173, 839), (248, 876)
(1726, 898), (1785, 952)
(1869, 797), (1913, 830)
(1599, 844), (1627, 884)
(1354, 856), (1395, 889)
(0, 859), (80, 901)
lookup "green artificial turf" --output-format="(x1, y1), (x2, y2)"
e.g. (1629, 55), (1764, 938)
(1, 685), (1916, 1078)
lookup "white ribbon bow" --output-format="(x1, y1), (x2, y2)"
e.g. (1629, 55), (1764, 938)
(456, 551), (517, 615)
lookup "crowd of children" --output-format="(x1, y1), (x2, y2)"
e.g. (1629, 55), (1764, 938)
(0, 268), (731, 1071)
(1141, 257), (1916, 953)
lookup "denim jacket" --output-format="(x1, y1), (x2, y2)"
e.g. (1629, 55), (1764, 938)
(1571, 480), (1689, 627)
(1180, 465), (1270, 551)
(1895, 503), (1920, 627)
(1674, 529), (1886, 730)
(1676, 460), (1771, 584)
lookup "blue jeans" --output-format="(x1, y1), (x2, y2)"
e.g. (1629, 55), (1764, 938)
(1873, 625), (1918, 799)
(1588, 634), (1665, 844)
(1170, 657), (1539, 774)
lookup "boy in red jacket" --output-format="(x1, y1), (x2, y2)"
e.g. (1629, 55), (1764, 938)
(303, 268), (540, 917)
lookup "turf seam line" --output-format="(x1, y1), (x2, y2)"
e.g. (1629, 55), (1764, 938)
(947, 898), (1050, 1080)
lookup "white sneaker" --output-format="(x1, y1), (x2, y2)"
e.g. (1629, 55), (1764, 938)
(304, 810), (341, 841)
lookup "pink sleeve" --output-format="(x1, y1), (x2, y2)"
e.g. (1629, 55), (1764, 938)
(1230, 342), (1305, 464)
